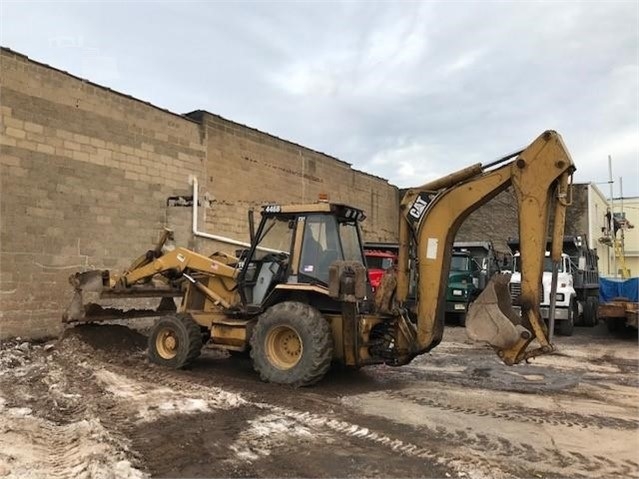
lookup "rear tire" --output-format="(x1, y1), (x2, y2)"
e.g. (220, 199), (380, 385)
(583, 296), (599, 327)
(250, 301), (333, 387)
(148, 314), (202, 368)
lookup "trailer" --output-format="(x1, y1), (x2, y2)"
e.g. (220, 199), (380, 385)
(598, 277), (639, 332)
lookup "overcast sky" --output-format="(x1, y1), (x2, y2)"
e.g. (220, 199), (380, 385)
(2, 1), (638, 196)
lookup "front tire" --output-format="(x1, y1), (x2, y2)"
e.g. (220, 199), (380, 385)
(250, 302), (333, 387)
(148, 314), (203, 368)
(557, 302), (575, 337)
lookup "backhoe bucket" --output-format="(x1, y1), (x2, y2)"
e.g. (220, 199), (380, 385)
(465, 274), (532, 349)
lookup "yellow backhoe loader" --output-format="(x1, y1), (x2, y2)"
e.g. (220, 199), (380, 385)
(64, 130), (575, 386)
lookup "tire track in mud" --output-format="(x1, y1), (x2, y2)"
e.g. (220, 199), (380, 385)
(1, 414), (144, 479)
(0, 344), (147, 479)
(9, 328), (635, 479)
(367, 389), (639, 478)
(97, 361), (493, 478)
(389, 389), (639, 431)
(94, 354), (639, 479)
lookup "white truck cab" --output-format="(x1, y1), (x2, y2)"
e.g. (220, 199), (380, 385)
(509, 251), (578, 336)
(507, 235), (600, 337)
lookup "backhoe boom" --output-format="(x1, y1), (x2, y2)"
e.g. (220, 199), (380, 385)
(397, 130), (575, 364)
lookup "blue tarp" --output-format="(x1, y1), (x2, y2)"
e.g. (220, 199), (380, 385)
(599, 277), (639, 303)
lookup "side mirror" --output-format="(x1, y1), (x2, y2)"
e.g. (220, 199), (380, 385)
(478, 270), (487, 290)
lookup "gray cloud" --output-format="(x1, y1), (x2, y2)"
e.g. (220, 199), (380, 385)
(2, 1), (637, 195)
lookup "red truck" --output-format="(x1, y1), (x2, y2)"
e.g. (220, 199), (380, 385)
(363, 243), (399, 292)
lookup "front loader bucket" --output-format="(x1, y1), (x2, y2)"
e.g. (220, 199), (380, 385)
(63, 270), (107, 322)
(466, 274), (532, 350)
(62, 270), (180, 323)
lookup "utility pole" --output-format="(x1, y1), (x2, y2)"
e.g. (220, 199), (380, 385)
(609, 155), (616, 278)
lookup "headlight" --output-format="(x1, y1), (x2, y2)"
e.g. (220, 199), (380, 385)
(555, 293), (565, 302)
(452, 289), (463, 296)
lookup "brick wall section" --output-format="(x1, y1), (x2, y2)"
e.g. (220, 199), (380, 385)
(565, 184), (589, 237)
(0, 48), (399, 339)
(190, 111), (398, 247)
(456, 185), (591, 254)
(456, 189), (518, 253)
(0, 49), (206, 338)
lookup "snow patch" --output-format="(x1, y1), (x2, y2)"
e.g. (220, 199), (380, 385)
(94, 368), (245, 421)
(229, 413), (315, 462)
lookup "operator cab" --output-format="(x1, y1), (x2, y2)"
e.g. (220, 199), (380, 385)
(237, 202), (368, 308)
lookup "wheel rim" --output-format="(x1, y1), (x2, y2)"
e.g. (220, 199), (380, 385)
(156, 327), (178, 359)
(265, 325), (303, 370)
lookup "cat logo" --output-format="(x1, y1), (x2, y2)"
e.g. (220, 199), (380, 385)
(409, 195), (429, 220)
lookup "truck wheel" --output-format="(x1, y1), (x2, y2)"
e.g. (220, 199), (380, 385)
(584, 297), (598, 327)
(250, 301), (333, 387)
(148, 314), (202, 368)
(557, 302), (574, 336)
(571, 298), (580, 327)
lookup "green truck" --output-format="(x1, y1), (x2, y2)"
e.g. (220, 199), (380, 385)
(445, 241), (500, 325)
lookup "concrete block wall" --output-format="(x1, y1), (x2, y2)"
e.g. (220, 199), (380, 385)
(190, 111), (398, 247)
(0, 48), (399, 339)
(456, 185), (591, 254)
(456, 189), (519, 253)
(1, 48), (204, 338)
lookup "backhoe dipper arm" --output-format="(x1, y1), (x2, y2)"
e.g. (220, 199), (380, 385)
(397, 131), (575, 364)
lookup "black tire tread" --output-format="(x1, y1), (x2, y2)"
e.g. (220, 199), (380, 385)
(250, 301), (333, 387)
(557, 299), (575, 336)
(148, 314), (202, 368)
(584, 296), (599, 327)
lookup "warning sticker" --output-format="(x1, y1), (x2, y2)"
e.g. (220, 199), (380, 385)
(426, 238), (438, 260)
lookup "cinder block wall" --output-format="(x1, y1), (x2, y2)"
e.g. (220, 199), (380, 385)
(456, 185), (591, 254)
(0, 48), (399, 339)
(0, 48), (207, 338)
(190, 111), (398, 248)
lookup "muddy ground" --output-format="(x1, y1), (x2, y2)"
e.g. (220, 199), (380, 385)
(0, 321), (637, 479)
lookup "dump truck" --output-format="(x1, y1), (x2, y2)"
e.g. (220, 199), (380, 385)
(64, 130), (575, 386)
(507, 235), (600, 336)
(445, 241), (499, 325)
(362, 244), (399, 292)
